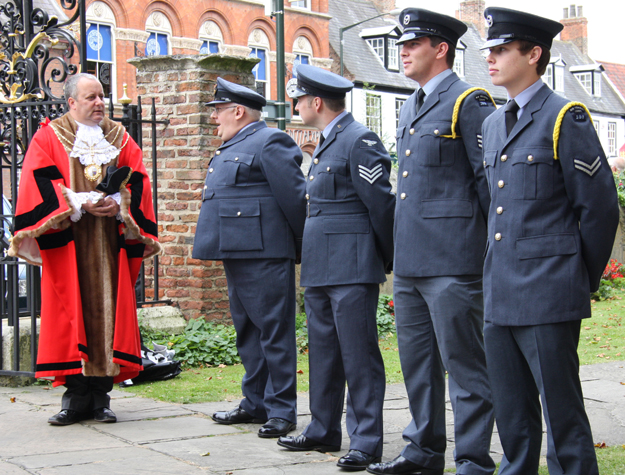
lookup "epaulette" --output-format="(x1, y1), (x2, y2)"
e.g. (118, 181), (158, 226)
(440, 87), (496, 139)
(553, 102), (593, 160)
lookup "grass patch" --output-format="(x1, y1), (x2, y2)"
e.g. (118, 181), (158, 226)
(583, 291), (625, 365)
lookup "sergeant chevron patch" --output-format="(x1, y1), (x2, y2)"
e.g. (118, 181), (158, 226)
(477, 134), (483, 149)
(574, 156), (601, 176)
(359, 163), (383, 184)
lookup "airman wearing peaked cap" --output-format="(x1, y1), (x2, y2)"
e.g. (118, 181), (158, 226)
(396, 8), (467, 45)
(481, 7), (564, 50)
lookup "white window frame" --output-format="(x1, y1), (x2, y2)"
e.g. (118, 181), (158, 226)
(86, 1), (117, 101)
(387, 38), (399, 71)
(608, 122), (617, 156)
(248, 29), (271, 100)
(366, 92), (382, 137)
(366, 37), (385, 65)
(289, 0), (310, 9)
(145, 11), (172, 56)
(199, 20), (223, 54)
(395, 98), (406, 129)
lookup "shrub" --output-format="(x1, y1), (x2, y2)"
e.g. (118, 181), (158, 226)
(376, 294), (396, 336)
(591, 259), (625, 301)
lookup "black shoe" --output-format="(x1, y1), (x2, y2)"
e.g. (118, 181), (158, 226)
(277, 433), (340, 452)
(367, 455), (443, 475)
(258, 418), (296, 438)
(93, 407), (117, 423)
(48, 409), (82, 426)
(338, 450), (381, 471)
(211, 406), (267, 425)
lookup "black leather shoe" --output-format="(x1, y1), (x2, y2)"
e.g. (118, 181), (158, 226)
(211, 406), (267, 425)
(366, 456), (443, 475)
(48, 409), (82, 426)
(258, 418), (296, 438)
(338, 450), (381, 471)
(93, 407), (117, 423)
(277, 434), (340, 452)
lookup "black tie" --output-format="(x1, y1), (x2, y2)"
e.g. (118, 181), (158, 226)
(416, 88), (426, 114)
(318, 134), (325, 147)
(505, 100), (519, 136)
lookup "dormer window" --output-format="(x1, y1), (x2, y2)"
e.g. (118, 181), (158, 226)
(571, 64), (603, 97)
(360, 26), (401, 72)
(452, 41), (466, 78)
(543, 56), (566, 93)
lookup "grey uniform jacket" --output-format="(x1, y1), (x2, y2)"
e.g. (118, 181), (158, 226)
(394, 72), (495, 277)
(300, 113), (395, 287)
(482, 84), (619, 326)
(192, 121), (306, 260)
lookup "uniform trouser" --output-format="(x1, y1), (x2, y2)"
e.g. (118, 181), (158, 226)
(393, 274), (495, 475)
(61, 374), (114, 412)
(484, 320), (598, 475)
(302, 284), (385, 457)
(223, 258), (297, 423)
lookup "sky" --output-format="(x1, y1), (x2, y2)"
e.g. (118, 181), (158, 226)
(394, 0), (625, 64)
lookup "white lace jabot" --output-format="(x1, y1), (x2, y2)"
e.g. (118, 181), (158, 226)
(70, 121), (120, 166)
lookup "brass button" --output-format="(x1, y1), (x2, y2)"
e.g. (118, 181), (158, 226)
(406, 149), (411, 156)
(235, 157), (239, 161)
(483, 160), (486, 167)
(305, 194), (310, 200)
(310, 176), (314, 181)
(209, 168), (213, 173)
(409, 128), (415, 135)
(400, 193), (406, 200)
(402, 171), (408, 177)
(434, 129), (439, 135)
(496, 206), (503, 215)
(204, 185), (207, 190)
(237, 211), (241, 216)
(327, 167), (331, 172)
(313, 158), (319, 164)
(501, 154), (507, 162)
(527, 155), (534, 162)
(215, 150), (221, 155)
(498, 180), (505, 188)
(495, 233), (502, 241)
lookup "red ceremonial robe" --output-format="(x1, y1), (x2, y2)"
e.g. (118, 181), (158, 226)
(9, 115), (161, 386)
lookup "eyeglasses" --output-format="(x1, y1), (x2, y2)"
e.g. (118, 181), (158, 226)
(210, 105), (238, 115)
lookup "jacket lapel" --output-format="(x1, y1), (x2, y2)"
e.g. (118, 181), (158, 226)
(220, 121), (267, 150)
(504, 84), (552, 146)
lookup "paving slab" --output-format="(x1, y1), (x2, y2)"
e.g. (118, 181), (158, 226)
(34, 447), (207, 475)
(92, 414), (242, 444)
(0, 460), (31, 474)
(84, 397), (195, 422)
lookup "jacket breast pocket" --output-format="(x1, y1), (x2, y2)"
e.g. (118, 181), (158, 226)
(483, 150), (498, 191)
(419, 122), (458, 167)
(315, 159), (348, 200)
(510, 148), (554, 200)
(223, 152), (254, 185)
(218, 199), (263, 251)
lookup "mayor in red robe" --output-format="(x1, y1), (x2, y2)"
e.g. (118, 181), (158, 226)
(8, 74), (161, 425)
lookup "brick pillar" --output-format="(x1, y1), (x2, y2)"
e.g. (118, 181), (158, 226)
(128, 54), (259, 322)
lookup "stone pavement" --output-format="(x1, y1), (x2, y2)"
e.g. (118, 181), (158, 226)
(1, 361), (624, 474)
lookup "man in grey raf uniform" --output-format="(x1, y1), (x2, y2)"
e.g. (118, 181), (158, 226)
(481, 8), (618, 475)
(368, 9), (496, 475)
(193, 78), (306, 439)
(277, 65), (395, 472)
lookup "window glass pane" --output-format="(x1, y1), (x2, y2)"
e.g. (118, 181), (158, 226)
(250, 48), (267, 81)
(593, 72), (601, 97)
(293, 54), (309, 78)
(575, 72), (592, 94)
(87, 24), (112, 62)
(367, 38), (384, 63)
(608, 122), (616, 155)
(543, 64), (553, 89)
(200, 41), (220, 54)
(395, 98), (405, 129)
(388, 38), (398, 69)
(146, 32), (168, 56)
(452, 49), (464, 77)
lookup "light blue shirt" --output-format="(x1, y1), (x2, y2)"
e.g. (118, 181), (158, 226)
(508, 79), (544, 120)
(418, 69), (454, 103)
(323, 110), (349, 139)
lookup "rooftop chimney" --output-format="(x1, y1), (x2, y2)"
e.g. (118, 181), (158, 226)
(560, 4), (588, 55)
(456, 0), (486, 38)
(371, 0), (397, 15)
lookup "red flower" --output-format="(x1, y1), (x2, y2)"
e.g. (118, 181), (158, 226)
(388, 300), (394, 308)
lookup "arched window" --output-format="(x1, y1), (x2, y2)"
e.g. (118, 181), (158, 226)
(86, 1), (116, 99)
(248, 29), (271, 99)
(292, 36), (313, 78)
(145, 11), (172, 56)
(199, 20), (223, 54)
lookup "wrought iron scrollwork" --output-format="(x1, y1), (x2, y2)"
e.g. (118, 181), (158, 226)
(0, 0), (84, 104)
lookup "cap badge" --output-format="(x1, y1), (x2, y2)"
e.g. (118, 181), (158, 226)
(485, 15), (493, 28)
(403, 14), (410, 26)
